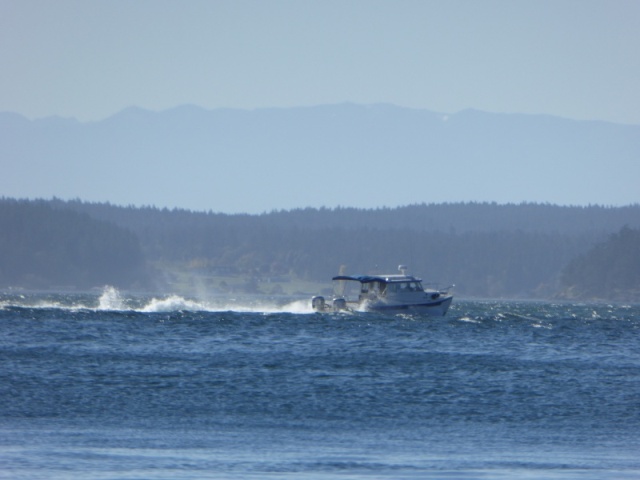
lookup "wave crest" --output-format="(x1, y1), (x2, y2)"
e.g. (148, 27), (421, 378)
(1, 286), (316, 314)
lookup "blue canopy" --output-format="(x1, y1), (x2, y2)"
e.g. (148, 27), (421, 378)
(332, 275), (420, 284)
(332, 275), (381, 283)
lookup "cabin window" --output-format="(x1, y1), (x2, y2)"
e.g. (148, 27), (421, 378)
(368, 281), (385, 294)
(397, 282), (419, 292)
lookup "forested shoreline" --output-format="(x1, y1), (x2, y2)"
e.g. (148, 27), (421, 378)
(0, 199), (150, 290)
(560, 226), (640, 301)
(1, 198), (639, 301)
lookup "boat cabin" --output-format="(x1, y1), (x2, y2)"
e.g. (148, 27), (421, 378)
(332, 274), (426, 301)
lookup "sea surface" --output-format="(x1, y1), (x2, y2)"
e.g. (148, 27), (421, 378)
(1, 288), (639, 479)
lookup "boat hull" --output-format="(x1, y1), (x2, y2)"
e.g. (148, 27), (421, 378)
(314, 294), (453, 316)
(363, 294), (453, 316)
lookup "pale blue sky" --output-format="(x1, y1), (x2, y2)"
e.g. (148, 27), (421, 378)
(1, 0), (639, 124)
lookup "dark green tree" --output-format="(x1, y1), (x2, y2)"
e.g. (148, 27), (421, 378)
(561, 226), (640, 300)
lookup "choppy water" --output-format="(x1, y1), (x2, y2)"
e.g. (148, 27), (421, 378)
(1, 289), (639, 479)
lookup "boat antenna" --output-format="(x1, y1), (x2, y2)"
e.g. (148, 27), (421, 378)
(398, 265), (408, 275)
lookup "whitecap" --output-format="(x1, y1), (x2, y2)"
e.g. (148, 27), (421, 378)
(97, 286), (126, 311)
(458, 316), (481, 323)
(140, 295), (206, 313)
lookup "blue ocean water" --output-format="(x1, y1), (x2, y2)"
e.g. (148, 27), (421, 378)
(1, 289), (639, 479)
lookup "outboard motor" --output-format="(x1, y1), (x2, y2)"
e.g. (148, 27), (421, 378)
(333, 298), (347, 311)
(311, 296), (326, 311)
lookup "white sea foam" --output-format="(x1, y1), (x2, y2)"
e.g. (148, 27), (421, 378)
(140, 295), (206, 313)
(1, 286), (317, 314)
(458, 316), (481, 323)
(98, 286), (126, 310)
(135, 294), (315, 313)
(277, 299), (315, 314)
(123, 287), (316, 314)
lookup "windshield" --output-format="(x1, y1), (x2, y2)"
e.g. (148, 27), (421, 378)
(387, 281), (423, 293)
(360, 281), (386, 295)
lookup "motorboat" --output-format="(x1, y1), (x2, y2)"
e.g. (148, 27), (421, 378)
(312, 265), (453, 315)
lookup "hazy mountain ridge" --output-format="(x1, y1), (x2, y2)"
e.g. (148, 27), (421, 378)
(1, 103), (639, 212)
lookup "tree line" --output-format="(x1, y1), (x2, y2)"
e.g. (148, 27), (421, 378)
(2, 197), (639, 299)
(0, 199), (149, 290)
(560, 226), (640, 301)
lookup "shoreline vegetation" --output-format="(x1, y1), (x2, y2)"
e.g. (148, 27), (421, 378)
(1, 197), (639, 303)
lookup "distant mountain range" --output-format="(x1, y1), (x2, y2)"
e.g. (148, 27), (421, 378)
(1, 103), (639, 213)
